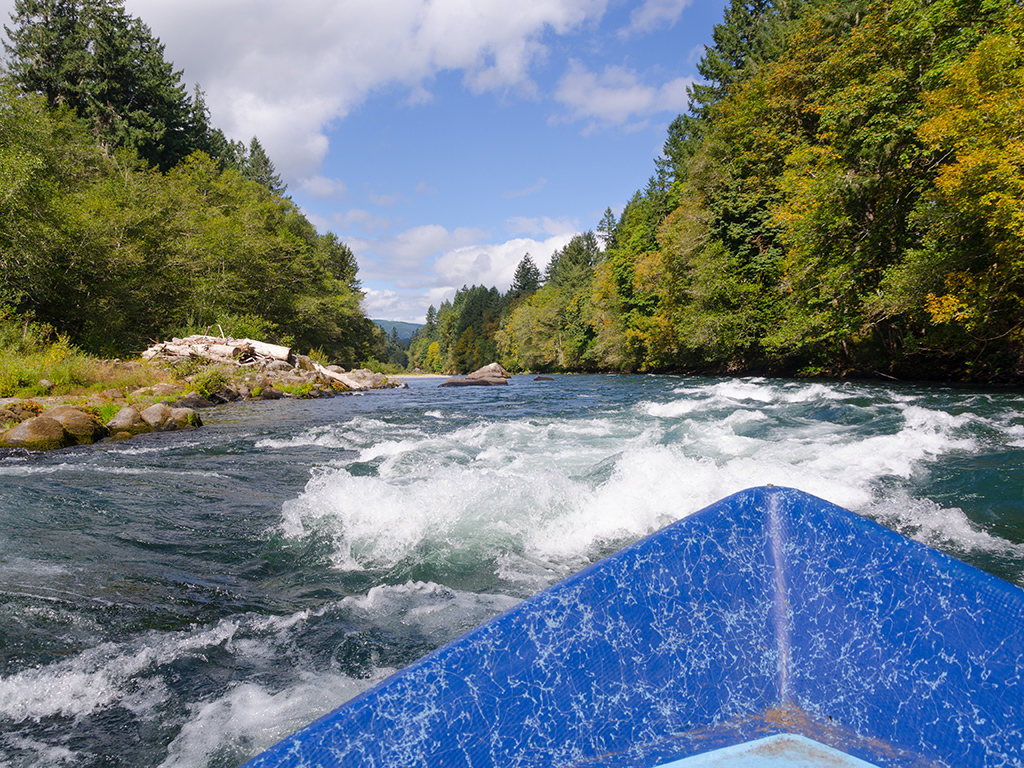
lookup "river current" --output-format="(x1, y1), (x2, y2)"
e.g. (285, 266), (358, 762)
(2, 374), (1023, 767)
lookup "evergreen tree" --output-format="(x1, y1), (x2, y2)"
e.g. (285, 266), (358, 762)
(545, 232), (600, 290)
(597, 208), (618, 251)
(5, 0), (201, 171)
(508, 254), (541, 299)
(243, 136), (287, 194)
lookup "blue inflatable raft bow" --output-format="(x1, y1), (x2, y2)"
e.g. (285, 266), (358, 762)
(242, 486), (1024, 767)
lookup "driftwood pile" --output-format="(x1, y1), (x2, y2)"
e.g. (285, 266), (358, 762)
(141, 335), (292, 368)
(141, 334), (394, 392)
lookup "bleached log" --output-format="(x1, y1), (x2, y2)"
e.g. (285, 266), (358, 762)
(203, 343), (246, 360)
(240, 338), (292, 362)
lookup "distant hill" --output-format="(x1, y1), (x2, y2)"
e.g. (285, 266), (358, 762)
(372, 319), (424, 341)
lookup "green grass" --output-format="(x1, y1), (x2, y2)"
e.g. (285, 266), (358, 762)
(0, 307), (169, 399)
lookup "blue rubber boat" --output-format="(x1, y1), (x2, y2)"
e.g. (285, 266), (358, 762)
(242, 486), (1024, 767)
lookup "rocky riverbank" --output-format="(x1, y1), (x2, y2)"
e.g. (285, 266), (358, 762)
(0, 335), (405, 453)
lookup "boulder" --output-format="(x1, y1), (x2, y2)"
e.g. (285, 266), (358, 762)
(131, 382), (179, 398)
(44, 405), (108, 445)
(263, 360), (293, 374)
(439, 362), (511, 387)
(171, 391), (214, 409)
(97, 388), (125, 400)
(0, 416), (72, 451)
(339, 369), (387, 389)
(467, 362), (511, 380)
(439, 377), (508, 387)
(106, 406), (152, 436)
(0, 408), (19, 429)
(7, 403), (41, 421)
(534, 375), (555, 382)
(168, 407), (202, 429)
(207, 388), (240, 404)
(140, 403), (175, 430)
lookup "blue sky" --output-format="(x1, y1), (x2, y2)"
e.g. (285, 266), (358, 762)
(2, 0), (724, 323)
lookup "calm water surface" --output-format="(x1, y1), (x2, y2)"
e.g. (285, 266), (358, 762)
(2, 374), (1023, 766)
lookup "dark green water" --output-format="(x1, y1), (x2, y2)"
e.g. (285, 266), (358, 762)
(1, 375), (1023, 766)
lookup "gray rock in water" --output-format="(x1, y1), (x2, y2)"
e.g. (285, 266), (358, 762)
(0, 416), (71, 451)
(106, 406), (152, 436)
(467, 363), (511, 380)
(140, 403), (174, 430)
(168, 407), (202, 429)
(440, 362), (511, 387)
(172, 391), (214, 409)
(45, 405), (108, 445)
(439, 377), (506, 387)
(339, 369), (387, 389)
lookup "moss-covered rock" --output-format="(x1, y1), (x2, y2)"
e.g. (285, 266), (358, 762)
(0, 416), (72, 451)
(45, 405), (108, 445)
(106, 406), (152, 436)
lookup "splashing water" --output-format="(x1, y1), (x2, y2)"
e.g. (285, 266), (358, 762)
(2, 375), (1023, 766)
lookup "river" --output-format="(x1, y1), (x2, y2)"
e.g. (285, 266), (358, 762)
(2, 374), (1023, 767)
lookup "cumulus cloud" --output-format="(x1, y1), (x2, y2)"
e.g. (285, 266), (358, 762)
(553, 60), (694, 127)
(355, 227), (577, 322)
(354, 223), (573, 287)
(114, 0), (609, 180)
(300, 176), (348, 199)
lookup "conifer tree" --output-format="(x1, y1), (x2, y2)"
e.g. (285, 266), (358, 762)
(243, 136), (287, 194)
(5, 0), (199, 170)
(508, 254), (541, 299)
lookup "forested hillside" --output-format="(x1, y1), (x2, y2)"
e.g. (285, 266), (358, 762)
(0, 0), (379, 365)
(415, 0), (1024, 382)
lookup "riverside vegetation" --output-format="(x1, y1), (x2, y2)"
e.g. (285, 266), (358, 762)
(3, 0), (1024, 396)
(408, 0), (1024, 383)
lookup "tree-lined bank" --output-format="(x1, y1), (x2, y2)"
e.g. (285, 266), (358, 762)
(1, 0), (383, 378)
(411, 0), (1024, 383)
(2, 0), (1022, 386)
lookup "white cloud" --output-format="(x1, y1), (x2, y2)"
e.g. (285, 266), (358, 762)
(554, 60), (694, 127)
(116, 0), (610, 182)
(622, 0), (693, 37)
(301, 176), (348, 199)
(351, 224), (489, 281)
(352, 225), (577, 321)
(433, 234), (575, 290)
(333, 209), (394, 235)
(505, 216), (577, 237)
